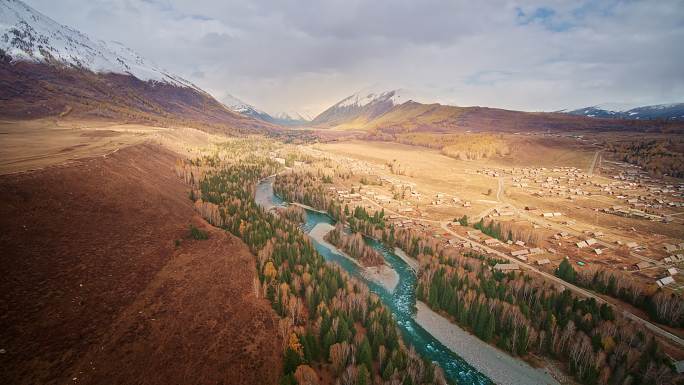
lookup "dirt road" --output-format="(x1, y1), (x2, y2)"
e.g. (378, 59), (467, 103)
(496, 177), (504, 201)
(437, 221), (684, 348)
(588, 150), (601, 176)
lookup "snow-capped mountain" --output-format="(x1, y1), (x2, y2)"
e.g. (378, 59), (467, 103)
(312, 88), (414, 126)
(222, 94), (273, 122)
(0, 0), (197, 89)
(272, 111), (311, 126)
(221, 95), (311, 125)
(566, 103), (684, 121)
(275, 111), (312, 122)
(0, 0), (274, 133)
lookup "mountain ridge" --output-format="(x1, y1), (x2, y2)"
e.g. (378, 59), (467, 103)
(0, 0), (275, 134)
(565, 103), (684, 121)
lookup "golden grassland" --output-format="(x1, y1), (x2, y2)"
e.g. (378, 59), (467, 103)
(0, 118), (227, 174)
(315, 140), (500, 212)
(327, 103), (465, 132)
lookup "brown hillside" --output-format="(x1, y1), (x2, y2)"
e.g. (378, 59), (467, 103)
(0, 54), (277, 135)
(0, 143), (282, 385)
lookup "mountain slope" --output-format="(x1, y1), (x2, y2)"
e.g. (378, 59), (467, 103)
(222, 94), (274, 122)
(0, 143), (282, 384)
(566, 103), (684, 121)
(0, 0), (274, 133)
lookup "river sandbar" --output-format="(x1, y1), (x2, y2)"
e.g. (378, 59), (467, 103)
(308, 223), (399, 293)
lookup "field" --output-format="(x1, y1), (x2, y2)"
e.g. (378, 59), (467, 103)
(0, 136), (282, 384)
(315, 136), (596, 219)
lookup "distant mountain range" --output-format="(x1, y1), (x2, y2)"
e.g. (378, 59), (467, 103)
(222, 94), (310, 126)
(564, 103), (684, 121)
(1, 0), (681, 135)
(311, 89), (684, 133)
(0, 0), (274, 133)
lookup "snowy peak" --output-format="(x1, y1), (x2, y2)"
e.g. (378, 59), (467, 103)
(222, 93), (270, 120)
(312, 88), (416, 126)
(275, 111), (312, 122)
(335, 89), (413, 109)
(0, 0), (196, 88)
(221, 95), (311, 125)
(272, 111), (312, 126)
(567, 102), (684, 121)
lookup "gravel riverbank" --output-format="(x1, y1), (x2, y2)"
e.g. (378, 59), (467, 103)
(393, 247), (419, 272)
(415, 301), (559, 385)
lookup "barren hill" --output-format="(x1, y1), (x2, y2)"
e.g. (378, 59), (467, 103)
(0, 143), (282, 384)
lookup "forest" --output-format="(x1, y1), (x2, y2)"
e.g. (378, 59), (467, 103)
(472, 218), (547, 247)
(176, 153), (447, 385)
(273, 169), (683, 385)
(604, 137), (684, 178)
(555, 259), (684, 328)
(417, 249), (677, 385)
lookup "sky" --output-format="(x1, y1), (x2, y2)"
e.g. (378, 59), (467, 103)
(24, 0), (684, 117)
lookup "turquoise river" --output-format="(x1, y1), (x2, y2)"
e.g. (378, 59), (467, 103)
(255, 177), (491, 385)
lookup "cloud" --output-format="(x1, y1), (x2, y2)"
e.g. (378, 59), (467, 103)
(23, 0), (684, 115)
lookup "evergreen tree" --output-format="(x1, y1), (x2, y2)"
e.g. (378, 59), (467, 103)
(357, 364), (370, 385)
(382, 359), (395, 381)
(357, 338), (373, 373)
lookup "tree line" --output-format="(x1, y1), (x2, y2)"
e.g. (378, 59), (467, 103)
(556, 259), (684, 328)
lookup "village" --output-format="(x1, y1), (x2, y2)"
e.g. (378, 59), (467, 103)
(270, 143), (684, 295)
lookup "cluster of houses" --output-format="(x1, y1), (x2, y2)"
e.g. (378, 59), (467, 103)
(598, 161), (684, 221)
(603, 205), (663, 221)
(573, 237), (606, 255)
(663, 243), (684, 268)
(509, 245), (545, 261)
(332, 188), (363, 202)
(507, 166), (597, 199)
(506, 162), (683, 224)
(479, 169), (504, 178)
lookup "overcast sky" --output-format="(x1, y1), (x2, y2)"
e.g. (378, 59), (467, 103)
(25, 0), (684, 116)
